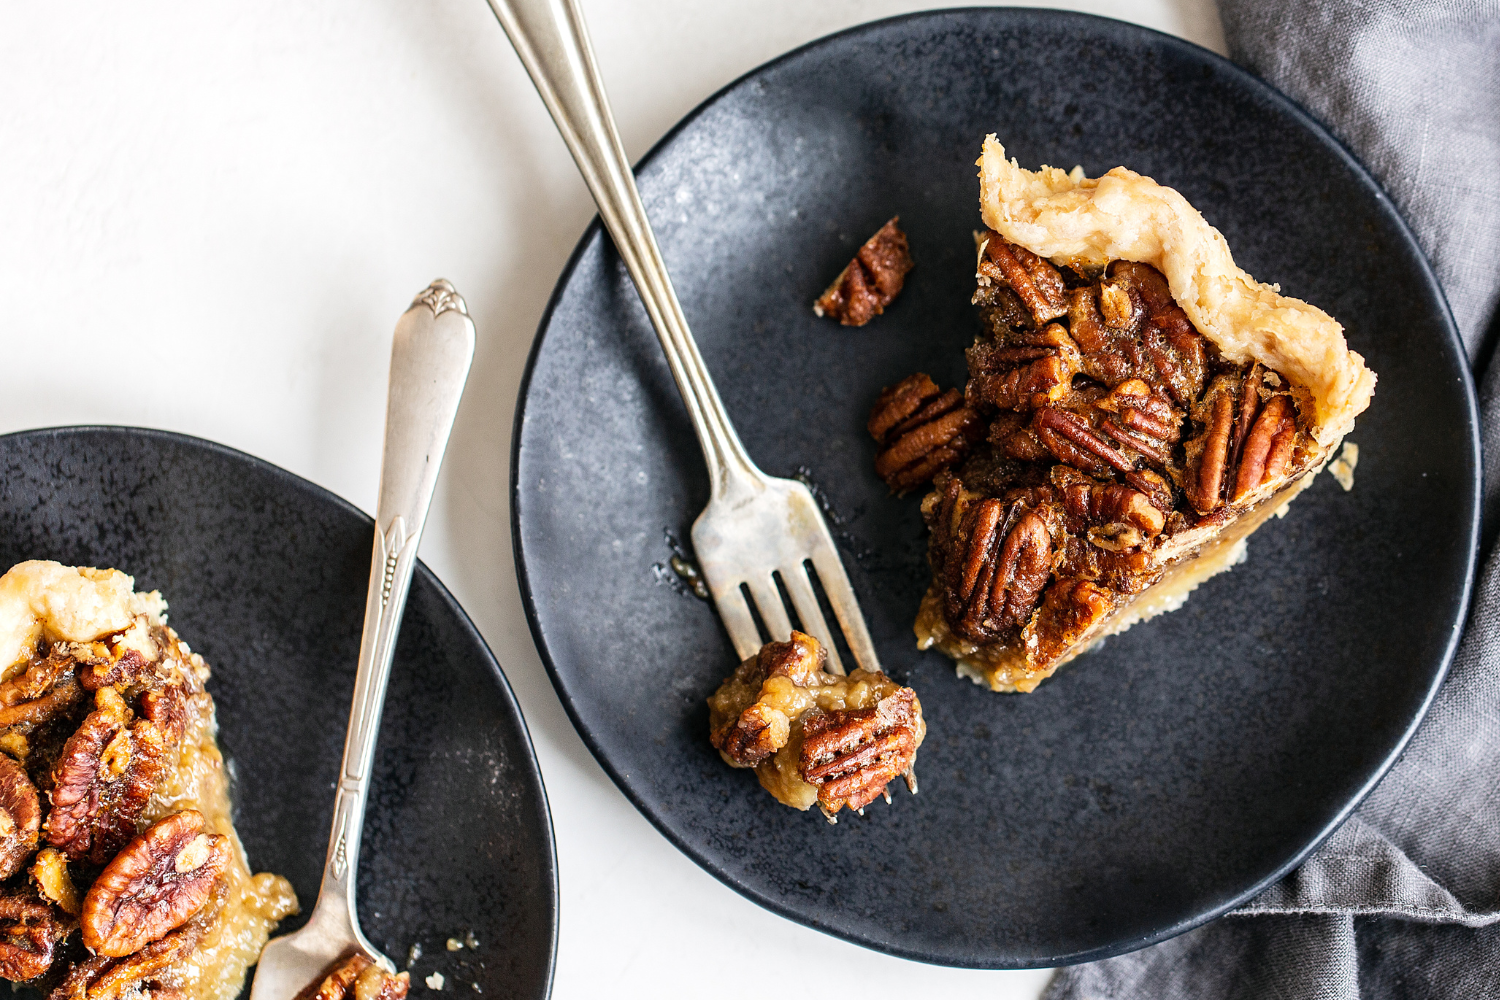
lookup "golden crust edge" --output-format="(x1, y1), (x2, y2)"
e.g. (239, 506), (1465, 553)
(976, 135), (1375, 447)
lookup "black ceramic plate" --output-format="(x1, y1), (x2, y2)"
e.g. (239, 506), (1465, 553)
(513, 9), (1479, 968)
(0, 427), (556, 997)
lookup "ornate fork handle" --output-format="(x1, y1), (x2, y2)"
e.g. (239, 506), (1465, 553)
(487, 0), (765, 505)
(315, 282), (475, 927)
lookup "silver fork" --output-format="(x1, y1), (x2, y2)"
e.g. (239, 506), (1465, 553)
(488, 0), (879, 675)
(250, 280), (475, 998)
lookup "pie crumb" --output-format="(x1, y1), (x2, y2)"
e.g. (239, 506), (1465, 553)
(426, 972), (445, 990)
(1328, 442), (1359, 491)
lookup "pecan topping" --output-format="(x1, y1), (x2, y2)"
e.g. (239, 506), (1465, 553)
(1028, 578), (1116, 666)
(0, 756), (40, 880)
(81, 810), (229, 957)
(1095, 378), (1181, 467)
(1184, 373), (1302, 513)
(46, 687), (174, 865)
(709, 632), (828, 768)
(937, 484), (1053, 644)
(814, 218), (913, 326)
(967, 323), (1081, 411)
(1109, 261), (1206, 405)
(1232, 393), (1297, 501)
(295, 952), (411, 1000)
(30, 849), (79, 916)
(800, 689), (920, 813)
(977, 231), (1066, 323)
(0, 893), (69, 982)
(868, 374), (982, 493)
(0, 652), (73, 708)
(0, 674), (84, 733)
(1058, 478), (1165, 538)
(50, 877), (223, 1000)
(1033, 406), (1133, 479)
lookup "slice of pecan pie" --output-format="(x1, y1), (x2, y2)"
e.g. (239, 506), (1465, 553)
(708, 632), (923, 823)
(0, 560), (296, 998)
(869, 137), (1376, 693)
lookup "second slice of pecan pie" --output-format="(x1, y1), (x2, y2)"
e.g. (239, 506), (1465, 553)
(872, 137), (1377, 693)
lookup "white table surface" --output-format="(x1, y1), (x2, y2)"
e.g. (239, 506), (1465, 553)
(0, 2), (1225, 996)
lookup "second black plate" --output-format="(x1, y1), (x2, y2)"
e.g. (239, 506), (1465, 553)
(0, 427), (557, 997)
(513, 10), (1479, 968)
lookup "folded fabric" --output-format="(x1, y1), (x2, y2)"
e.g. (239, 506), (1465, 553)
(1048, 2), (1500, 997)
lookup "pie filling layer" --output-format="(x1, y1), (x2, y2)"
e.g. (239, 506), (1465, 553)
(0, 561), (296, 999)
(869, 139), (1375, 692)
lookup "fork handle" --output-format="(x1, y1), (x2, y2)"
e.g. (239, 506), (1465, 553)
(487, 0), (763, 503)
(314, 281), (475, 925)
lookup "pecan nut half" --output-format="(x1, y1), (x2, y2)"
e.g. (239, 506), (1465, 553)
(709, 632), (830, 768)
(0, 756), (40, 880)
(51, 878), (224, 1000)
(81, 810), (229, 958)
(0, 894), (69, 983)
(0, 651), (73, 708)
(868, 374), (982, 493)
(936, 482), (1053, 644)
(977, 231), (1066, 324)
(967, 322), (1081, 412)
(799, 689), (920, 813)
(46, 687), (174, 866)
(1183, 372), (1302, 513)
(0, 674), (85, 734)
(1027, 578), (1116, 667)
(814, 217), (913, 327)
(295, 952), (411, 1000)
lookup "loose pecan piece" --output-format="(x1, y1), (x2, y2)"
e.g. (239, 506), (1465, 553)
(977, 231), (1066, 323)
(940, 493), (1053, 644)
(46, 688), (173, 866)
(0, 894), (69, 982)
(813, 218), (913, 327)
(30, 850), (79, 917)
(0, 756), (40, 880)
(81, 810), (229, 958)
(867, 374), (982, 493)
(295, 952), (411, 1000)
(709, 632), (828, 768)
(799, 689), (920, 813)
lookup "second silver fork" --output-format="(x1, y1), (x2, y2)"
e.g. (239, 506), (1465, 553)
(489, 0), (878, 675)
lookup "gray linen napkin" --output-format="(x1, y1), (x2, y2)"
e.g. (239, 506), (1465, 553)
(1047, 2), (1500, 997)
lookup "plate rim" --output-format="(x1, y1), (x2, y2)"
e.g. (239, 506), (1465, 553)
(510, 7), (1482, 968)
(1, 422), (562, 995)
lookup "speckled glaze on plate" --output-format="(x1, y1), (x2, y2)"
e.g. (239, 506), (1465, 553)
(512, 9), (1480, 968)
(0, 426), (556, 998)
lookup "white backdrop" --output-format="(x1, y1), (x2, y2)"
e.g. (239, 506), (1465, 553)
(0, 2), (1225, 997)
